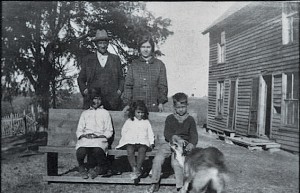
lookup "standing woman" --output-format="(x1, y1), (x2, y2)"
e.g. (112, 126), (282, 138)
(122, 36), (168, 112)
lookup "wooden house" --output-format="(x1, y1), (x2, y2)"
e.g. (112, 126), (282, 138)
(202, 2), (299, 153)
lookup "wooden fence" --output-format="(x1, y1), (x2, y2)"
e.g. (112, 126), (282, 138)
(1, 111), (37, 138)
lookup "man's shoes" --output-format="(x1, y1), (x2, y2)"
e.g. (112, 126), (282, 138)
(146, 183), (160, 193)
(78, 166), (89, 179)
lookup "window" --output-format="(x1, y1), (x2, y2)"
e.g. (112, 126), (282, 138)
(217, 31), (226, 63)
(282, 2), (299, 45)
(282, 72), (299, 126)
(216, 81), (225, 118)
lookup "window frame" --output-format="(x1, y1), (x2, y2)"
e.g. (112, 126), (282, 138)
(217, 31), (226, 63)
(282, 2), (298, 45)
(282, 72), (299, 126)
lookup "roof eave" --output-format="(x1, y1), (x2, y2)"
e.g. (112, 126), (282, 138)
(202, 2), (253, 35)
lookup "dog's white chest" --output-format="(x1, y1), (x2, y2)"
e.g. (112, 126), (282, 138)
(177, 155), (185, 167)
(173, 150), (185, 167)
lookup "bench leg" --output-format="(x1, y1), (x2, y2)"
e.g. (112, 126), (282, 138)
(47, 152), (58, 176)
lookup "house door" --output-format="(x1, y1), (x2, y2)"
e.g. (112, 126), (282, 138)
(257, 75), (272, 138)
(228, 79), (237, 130)
(248, 78), (259, 136)
(249, 75), (272, 138)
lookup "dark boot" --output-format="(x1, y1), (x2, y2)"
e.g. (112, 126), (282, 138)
(140, 166), (149, 178)
(78, 165), (89, 179)
(89, 166), (101, 179)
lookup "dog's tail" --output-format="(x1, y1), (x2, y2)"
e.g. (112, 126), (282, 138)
(192, 167), (228, 193)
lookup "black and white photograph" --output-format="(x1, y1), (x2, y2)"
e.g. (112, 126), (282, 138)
(1, 1), (299, 193)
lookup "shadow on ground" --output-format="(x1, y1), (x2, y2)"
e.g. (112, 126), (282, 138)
(1, 132), (47, 160)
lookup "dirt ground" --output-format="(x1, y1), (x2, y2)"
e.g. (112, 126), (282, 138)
(1, 128), (299, 193)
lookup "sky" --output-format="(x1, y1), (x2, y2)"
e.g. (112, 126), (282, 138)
(145, 2), (235, 97)
(70, 2), (235, 97)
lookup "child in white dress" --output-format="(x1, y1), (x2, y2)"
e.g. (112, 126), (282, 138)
(76, 88), (113, 179)
(116, 100), (155, 180)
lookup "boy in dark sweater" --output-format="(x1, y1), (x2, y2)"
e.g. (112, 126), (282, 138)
(147, 92), (198, 193)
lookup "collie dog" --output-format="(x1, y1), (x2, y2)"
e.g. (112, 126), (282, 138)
(170, 135), (228, 193)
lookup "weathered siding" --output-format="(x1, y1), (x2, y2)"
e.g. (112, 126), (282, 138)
(235, 78), (251, 136)
(206, 5), (299, 152)
(223, 79), (230, 118)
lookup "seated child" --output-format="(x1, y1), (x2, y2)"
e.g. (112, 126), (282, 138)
(147, 92), (198, 193)
(75, 88), (113, 179)
(116, 100), (155, 181)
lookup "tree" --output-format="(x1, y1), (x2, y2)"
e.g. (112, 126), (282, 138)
(2, 81), (19, 113)
(2, 1), (173, 128)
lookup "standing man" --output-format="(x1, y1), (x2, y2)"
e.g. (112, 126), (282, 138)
(78, 29), (125, 110)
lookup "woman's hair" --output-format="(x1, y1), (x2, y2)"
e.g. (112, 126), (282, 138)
(128, 100), (149, 120)
(172, 92), (188, 106)
(138, 35), (155, 53)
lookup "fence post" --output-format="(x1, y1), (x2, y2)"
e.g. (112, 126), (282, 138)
(10, 113), (13, 136)
(31, 104), (38, 132)
(23, 110), (28, 136)
(31, 104), (36, 121)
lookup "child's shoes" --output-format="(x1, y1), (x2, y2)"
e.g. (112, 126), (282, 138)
(146, 183), (160, 193)
(89, 166), (101, 179)
(130, 172), (139, 180)
(130, 166), (141, 180)
(78, 165), (89, 179)
(139, 167), (149, 178)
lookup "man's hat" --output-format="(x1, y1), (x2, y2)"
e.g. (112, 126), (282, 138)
(92, 29), (111, 42)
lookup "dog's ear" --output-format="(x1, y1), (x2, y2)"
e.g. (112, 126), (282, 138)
(169, 141), (177, 152)
(172, 135), (187, 146)
(178, 139), (188, 150)
(183, 140), (188, 148)
(169, 142), (174, 151)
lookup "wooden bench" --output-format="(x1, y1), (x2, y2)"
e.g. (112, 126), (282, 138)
(39, 108), (198, 184)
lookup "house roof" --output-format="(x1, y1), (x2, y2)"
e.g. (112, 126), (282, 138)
(202, 2), (272, 35)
